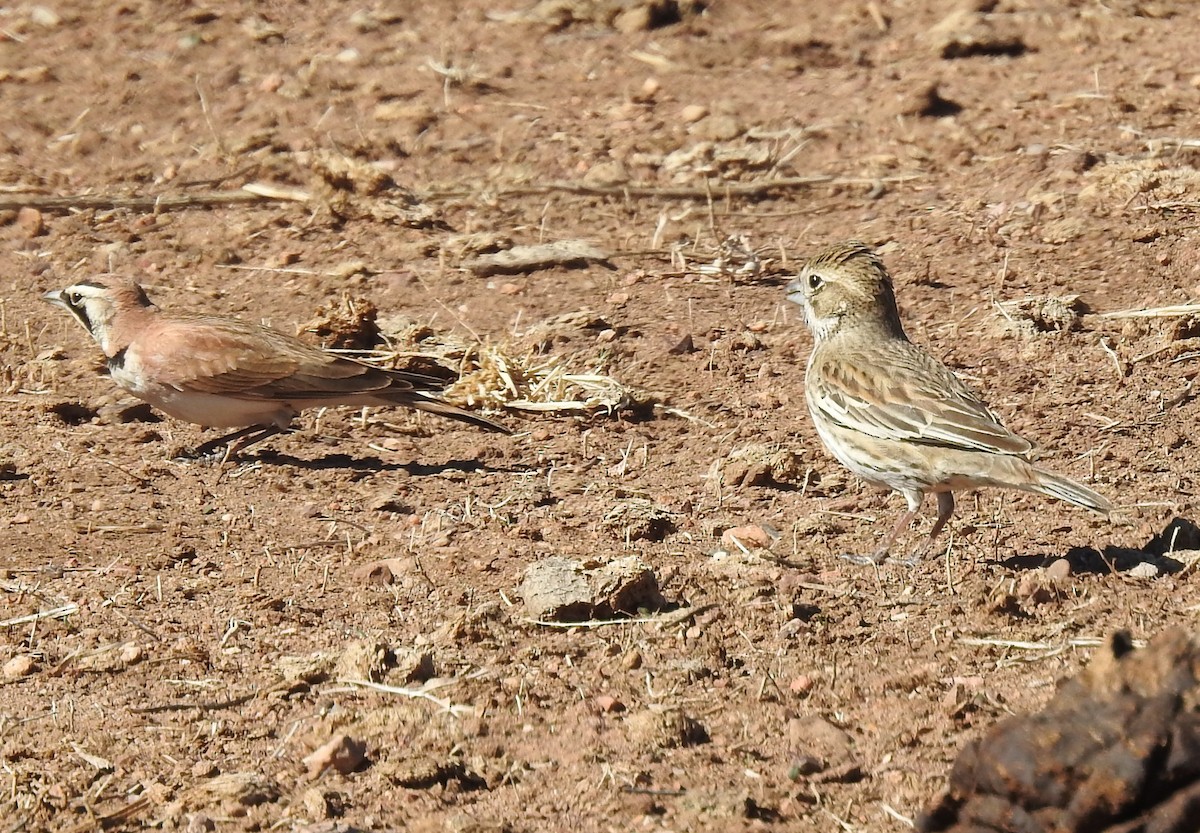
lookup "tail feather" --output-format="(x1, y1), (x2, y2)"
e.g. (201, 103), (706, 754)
(405, 395), (511, 434)
(1031, 468), (1111, 514)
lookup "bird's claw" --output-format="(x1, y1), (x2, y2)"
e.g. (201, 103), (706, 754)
(838, 551), (889, 566)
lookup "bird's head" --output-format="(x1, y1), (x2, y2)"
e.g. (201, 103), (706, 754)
(43, 278), (156, 357)
(785, 241), (906, 343)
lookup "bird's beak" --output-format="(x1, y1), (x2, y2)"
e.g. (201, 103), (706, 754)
(42, 289), (67, 309)
(784, 277), (804, 305)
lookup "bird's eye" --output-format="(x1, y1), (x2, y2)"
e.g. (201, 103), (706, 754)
(807, 273), (823, 291)
(67, 292), (84, 307)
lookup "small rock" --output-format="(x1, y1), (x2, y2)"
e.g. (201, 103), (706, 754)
(3, 654), (36, 680)
(353, 558), (407, 586)
(897, 82), (962, 117)
(302, 787), (347, 819)
(595, 694), (626, 713)
(304, 733), (367, 778)
(627, 709), (709, 750)
(602, 499), (676, 542)
(520, 555), (666, 622)
(787, 715), (856, 771)
(582, 159), (628, 186)
(929, 9), (1026, 59)
(367, 492), (411, 513)
(391, 647), (435, 684)
(721, 524), (779, 552)
(789, 675), (815, 695)
(119, 643), (144, 665)
(633, 77), (660, 102)
(680, 104), (709, 123)
(1046, 558), (1072, 580)
(333, 639), (392, 682)
(668, 334), (696, 355)
(202, 772), (279, 806)
(299, 296), (379, 350)
(277, 652), (333, 684)
(1127, 561), (1161, 579)
(614, 5), (653, 32)
(917, 628), (1200, 831)
(192, 760), (219, 778)
(690, 114), (742, 142)
(30, 6), (61, 27)
(16, 207), (44, 237)
(186, 815), (216, 833)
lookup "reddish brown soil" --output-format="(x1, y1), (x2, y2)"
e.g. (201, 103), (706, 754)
(2, 2), (1199, 831)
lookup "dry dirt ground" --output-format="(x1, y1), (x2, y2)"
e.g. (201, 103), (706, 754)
(3, 1), (1200, 831)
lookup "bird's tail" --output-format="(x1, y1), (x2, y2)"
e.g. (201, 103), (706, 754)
(1030, 467), (1112, 515)
(406, 395), (512, 434)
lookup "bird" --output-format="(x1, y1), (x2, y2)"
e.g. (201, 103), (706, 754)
(785, 241), (1110, 565)
(44, 277), (509, 460)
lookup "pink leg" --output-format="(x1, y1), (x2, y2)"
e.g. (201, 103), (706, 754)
(895, 492), (956, 566)
(186, 424), (287, 463)
(841, 491), (925, 566)
(927, 492), (956, 543)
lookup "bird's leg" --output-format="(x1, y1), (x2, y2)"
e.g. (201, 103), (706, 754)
(840, 492), (924, 566)
(183, 425), (286, 463)
(894, 492), (956, 567)
(227, 424), (287, 457)
(927, 492), (956, 544)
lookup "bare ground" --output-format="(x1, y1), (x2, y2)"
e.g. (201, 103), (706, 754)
(2, 1), (1200, 831)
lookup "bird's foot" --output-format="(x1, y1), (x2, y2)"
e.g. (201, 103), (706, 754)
(837, 549), (891, 566)
(173, 425), (287, 464)
(173, 443), (241, 466)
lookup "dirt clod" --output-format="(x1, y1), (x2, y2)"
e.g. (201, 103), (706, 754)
(919, 628), (1200, 833)
(2, 654), (36, 680)
(304, 734), (368, 778)
(626, 709), (709, 751)
(520, 555), (666, 621)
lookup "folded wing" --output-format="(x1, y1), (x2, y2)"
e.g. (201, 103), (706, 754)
(810, 342), (1033, 456)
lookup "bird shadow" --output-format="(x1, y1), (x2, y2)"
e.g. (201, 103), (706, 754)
(233, 451), (529, 476)
(999, 517), (1199, 575)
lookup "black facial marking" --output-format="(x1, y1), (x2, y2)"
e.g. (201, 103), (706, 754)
(61, 293), (93, 332)
(107, 346), (128, 373)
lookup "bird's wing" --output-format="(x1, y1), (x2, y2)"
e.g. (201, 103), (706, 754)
(810, 342), (1033, 456)
(136, 317), (445, 400)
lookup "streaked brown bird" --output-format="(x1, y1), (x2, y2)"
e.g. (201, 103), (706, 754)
(44, 278), (508, 458)
(785, 241), (1109, 565)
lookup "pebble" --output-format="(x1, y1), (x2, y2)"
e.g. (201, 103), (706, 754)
(16, 207), (44, 238)
(186, 815), (215, 833)
(679, 104), (709, 124)
(30, 6), (61, 27)
(3, 655), (36, 680)
(621, 649), (643, 671)
(1127, 562), (1160, 579)
(1046, 558), (1072, 580)
(595, 694), (625, 713)
(633, 77), (660, 102)
(690, 114), (742, 141)
(191, 760), (219, 778)
(721, 524), (778, 551)
(303, 733), (367, 777)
